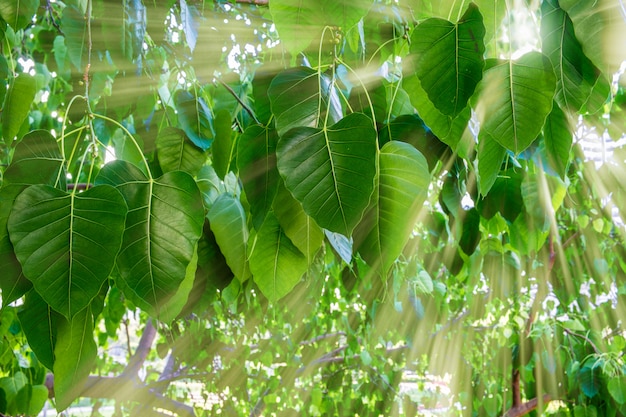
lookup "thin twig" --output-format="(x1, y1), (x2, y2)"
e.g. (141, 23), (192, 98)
(216, 78), (260, 124)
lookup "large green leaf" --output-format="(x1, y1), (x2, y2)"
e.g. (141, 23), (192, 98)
(7, 185), (127, 319)
(207, 194), (250, 282)
(95, 161), (205, 318)
(237, 124), (280, 230)
(560, 0), (626, 74)
(18, 290), (60, 371)
(474, 52), (556, 154)
(273, 180), (324, 262)
(354, 141), (430, 275)
(53, 307), (97, 411)
(249, 213), (308, 302)
(2, 74), (37, 143)
(541, 0), (601, 111)
(268, 67), (342, 137)
(410, 3), (485, 117)
(0, 0), (39, 31)
(609, 376), (626, 405)
(156, 127), (206, 176)
(543, 102), (573, 178)
(276, 112), (377, 237)
(269, 0), (373, 55)
(0, 131), (65, 305)
(174, 90), (214, 150)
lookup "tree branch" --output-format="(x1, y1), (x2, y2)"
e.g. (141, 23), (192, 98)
(122, 318), (157, 378)
(501, 394), (551, 417)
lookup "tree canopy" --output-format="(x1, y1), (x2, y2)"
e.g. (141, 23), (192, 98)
(0, 0), (626, 416)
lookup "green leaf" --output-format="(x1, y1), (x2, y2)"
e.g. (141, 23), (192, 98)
(7, 185), (127, 319)
(276, 113), (377, 236)
(0, 55), (8, 105)
(543, 102), (573, 178)
(477, 168), (524, 222)
(2, 74), (37, 142)
(541, 0), (601, 111)
(207, 194), (251, 282)
(249, 213), (308, 302)
(560, 0), (626, 74)
(212, 109), (235, 179)
(174, 90), (214, 150)
(413, 270), (434, 295)
(475, 52), (556, 154)
(95, 161), (205, 318)
(15, 384), (48, 416)
(609, 376), (626, 405)
(269, 0), (373, 55)
(0, 372), (27, 415)
(53, 307), (97, 411)
(61, 6), (88, 72)
(0, 0), (38, 31)
(18, 290), (60, 370)
(579, 361), (601, 398)
(354, 141), (430, 275)
(268, 67), (342, 137)
(410, 3), (485, 117)
(402, 75), (472, 154)
(157, 244), (198, 323)
(273, 180), (324, 263)
(237, 125), (280, 230)
(156, 127), (206, 176)
(459, 208), (480, 256)
(477, 132), (507, 196)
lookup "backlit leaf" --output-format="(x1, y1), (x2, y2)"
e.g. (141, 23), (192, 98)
(156, 127), (206, 176)
(174, 90), (214, 150)
(477, 132), (507, 196)
(276, 113), (377, 236)
(2, 74), (37, 143)
(543, 102), (573, 178)
(608, 376), (626, 405)
(0, 0), (39, 31)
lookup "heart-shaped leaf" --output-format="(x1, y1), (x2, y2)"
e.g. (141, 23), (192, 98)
(174, 90), (214, 150)
(156, 127), (207, 176)
(0, 0), (39, 31)
(410, 3), (485, 117)
(96, 161), (205, 318)
(8, 185), (127, 319)
(276, 112), (377, 237)
(477, 132), (507, 196)
(475, 52), (556, 154)
(249, 213), (308, 302)
(237, 124), (280, 230)
(268, 67), (342, 136)
(541, 0), (601, 111)
(354, 141), (430, 275)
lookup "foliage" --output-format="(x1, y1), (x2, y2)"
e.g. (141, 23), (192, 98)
(0, 0), (625, 416)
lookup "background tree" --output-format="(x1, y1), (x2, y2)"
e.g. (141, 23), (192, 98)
(0, 0), (625, 416)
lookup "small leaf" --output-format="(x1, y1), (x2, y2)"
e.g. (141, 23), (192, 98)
(53, 307), (97, 411)
(15, 384), (48, 416)
(325, 230), (353, 264)
(174, 90), (214, 150)
(61, 6), (88, 72)
(477, 132), (507, 196)
(413, 270), (434, 294)
(238, 125), (280, 230)
(276, 113), (377, 236)
(475, 52), (556, 154)
(543, 102), (573, 178)
(212, 109), (235, 179)
(208, 194), (250, 282)
(249, 213), (308, 302)
(608, 376), (626, 404)
(180, 0), (198, 52)
(8, 185), (127, 319)
(268, 67), (342, 136)
(18, 291), (60, 371)
(459, 208), (480, 256)
(2, 74), (37, 142)
(410, 3), (485, 117)
(578, 361), (601, 398)
(156, 127), (207, 176)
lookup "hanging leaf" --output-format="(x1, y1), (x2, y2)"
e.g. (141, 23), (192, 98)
(543, 102), (573, 178)
(475, 52), (556, 154)
(156, 127), (206, 176)
(53, 307), (97, 411)
(276, 112), (377, 237)
(212, 109), (235, 180)
(18, 290), (60, 371)
(477, 168), (524, 222)
(249, 213), (308, 302)
(477, 132), (507, 196)
(61, 6), (88, 72)
(157, 245), (198, 323)
(207, 194), (251, 282)
(354, 141), (430, 276)
(15, 384), (48, 416)
(268, 67), (342, 137)
(325, 230), (353, 264)
(578, 361), (602, 398)
(560, 0), (626, 74)
(7, 185), (127, 319)
(180, 0), (198, 52)
(608, 376), (626, 405)
(459, 208), (480, 256)
(273, 180), (324, 262)
(541, 0), (601, 111)
(410, 3), (485, 117)
(2, 74), (37, 143)
(237, 124), (280, 230)
(0, 56), (8, 105)
(0, 0), (39, 31)
(95, 161), (205, 318)
(174, 90), (214, 151)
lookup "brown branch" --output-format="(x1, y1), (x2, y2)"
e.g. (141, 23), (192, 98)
(511, 369), (521, 408)
(501, 394), (551, 417)
(229, 0), (269, 5)
(122, 318), (157, 378)
(67, 183), (94, 191)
